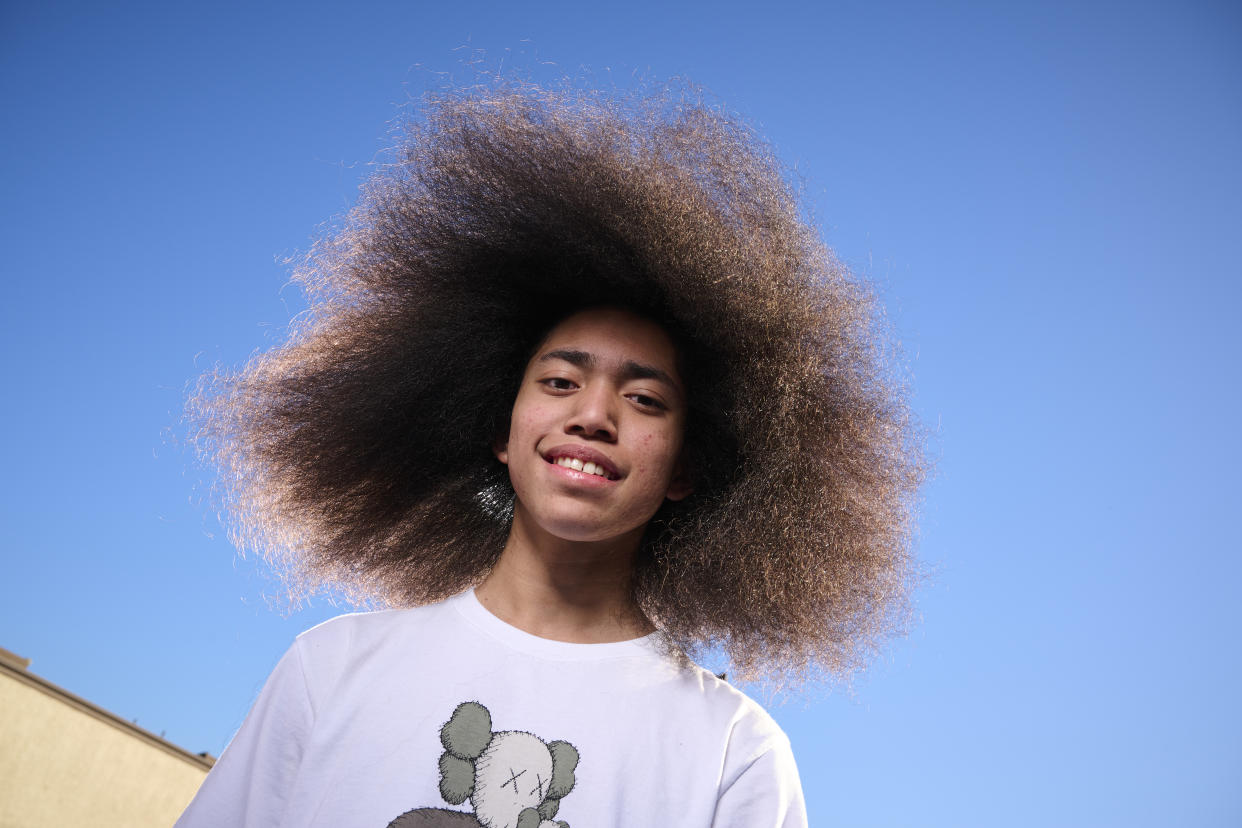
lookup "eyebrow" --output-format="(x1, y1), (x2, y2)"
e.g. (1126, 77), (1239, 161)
(538, 349), (681, 391)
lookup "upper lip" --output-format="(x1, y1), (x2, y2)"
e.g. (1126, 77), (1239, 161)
(542, 445), (621, 480)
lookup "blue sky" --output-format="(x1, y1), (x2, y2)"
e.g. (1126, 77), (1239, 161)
(2, 1), (1240, 825)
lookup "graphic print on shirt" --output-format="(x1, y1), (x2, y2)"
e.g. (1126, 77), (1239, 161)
(386, 701), (580, 828)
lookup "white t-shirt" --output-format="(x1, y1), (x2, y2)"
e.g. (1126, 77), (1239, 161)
(176, 589), (807, 828)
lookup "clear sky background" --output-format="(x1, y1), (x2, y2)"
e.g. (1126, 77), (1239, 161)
(2, 1), (1239, 825)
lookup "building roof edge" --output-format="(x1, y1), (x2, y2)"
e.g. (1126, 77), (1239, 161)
(0, 653), (216, 771)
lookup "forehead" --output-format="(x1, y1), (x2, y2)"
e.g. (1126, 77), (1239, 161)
(532, 308), (681, 378)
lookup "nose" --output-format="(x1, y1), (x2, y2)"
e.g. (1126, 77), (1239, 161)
(565, 383), (617, 441)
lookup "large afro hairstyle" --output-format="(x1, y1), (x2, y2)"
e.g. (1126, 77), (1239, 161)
(191, 79), (928, 683)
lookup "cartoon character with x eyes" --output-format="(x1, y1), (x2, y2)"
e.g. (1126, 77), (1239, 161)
(387, 702), (579, 828)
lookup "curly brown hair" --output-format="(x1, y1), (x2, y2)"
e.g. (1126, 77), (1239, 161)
(191, 80), (927, 682)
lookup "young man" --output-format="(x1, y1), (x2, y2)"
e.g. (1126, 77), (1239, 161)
(180, 80), (924, 827)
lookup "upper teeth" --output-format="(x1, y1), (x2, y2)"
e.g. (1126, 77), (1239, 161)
(554, 456), (611, 478)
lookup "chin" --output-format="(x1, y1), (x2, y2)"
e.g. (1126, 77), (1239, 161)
(524, 504), (646, 546)
(540, 517), (627, 545)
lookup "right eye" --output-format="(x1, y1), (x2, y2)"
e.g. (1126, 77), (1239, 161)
(540, 377), (578, 391)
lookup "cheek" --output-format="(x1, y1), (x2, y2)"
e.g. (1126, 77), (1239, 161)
(503, 402), (559, 484)
(633, 431), (682, 482)
(508, 400), (553, 445)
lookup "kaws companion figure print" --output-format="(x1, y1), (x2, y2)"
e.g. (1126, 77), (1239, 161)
(388, 702), (578, 828)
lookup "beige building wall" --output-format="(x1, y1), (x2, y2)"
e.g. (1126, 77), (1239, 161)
(0, 650), (211, 828)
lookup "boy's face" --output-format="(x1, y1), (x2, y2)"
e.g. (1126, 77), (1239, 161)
(495, 307), (692, 546)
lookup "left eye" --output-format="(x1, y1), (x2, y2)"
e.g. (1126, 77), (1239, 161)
(628, 393), (666, 410)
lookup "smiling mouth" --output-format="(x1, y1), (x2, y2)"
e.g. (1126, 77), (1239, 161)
(545, 454), (619, 480)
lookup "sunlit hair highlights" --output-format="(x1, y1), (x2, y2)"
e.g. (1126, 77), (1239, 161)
(191, 80), (927, 683)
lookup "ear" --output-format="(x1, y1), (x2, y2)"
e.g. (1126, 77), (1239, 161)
(664, 456), (693, 502)
(545, 740), (579, 800)
(493, 434), (509, 465)
(441, 701), (493, 759)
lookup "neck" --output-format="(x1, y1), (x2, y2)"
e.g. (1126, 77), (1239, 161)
(475, 505), (654, 644)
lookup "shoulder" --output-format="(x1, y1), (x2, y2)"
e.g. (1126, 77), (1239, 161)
(630, 653), (793, 760)
(288, 596), (464, 696)
(696, 668), (792, 752)
(686, 671), (806, 823)
(295, 605), (417, 651)
(295, 592), (463, 649)
(642, 663), (805, 822)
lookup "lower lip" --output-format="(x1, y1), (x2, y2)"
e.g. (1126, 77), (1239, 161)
(546, 460), (617, 486)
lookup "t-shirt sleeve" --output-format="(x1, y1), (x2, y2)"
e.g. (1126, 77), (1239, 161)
(711, 729), (809, 828)
(175, 640), (315, 828)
